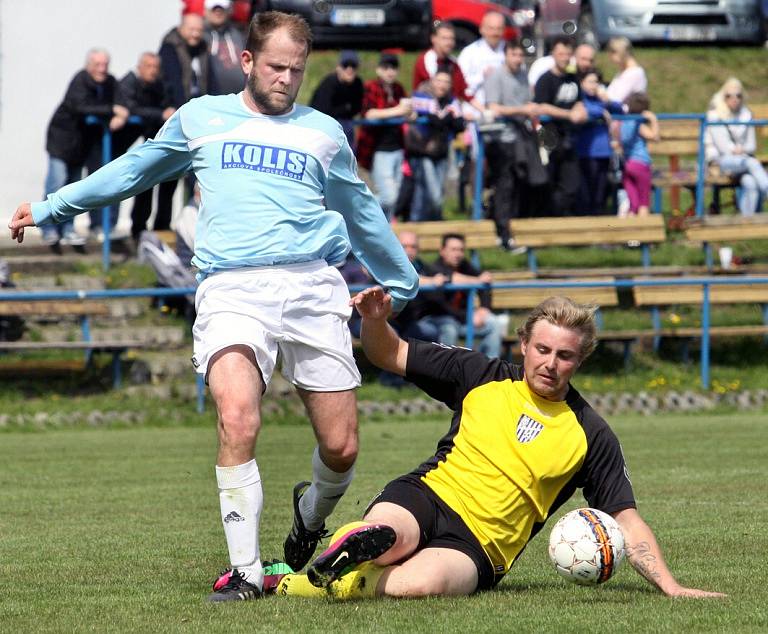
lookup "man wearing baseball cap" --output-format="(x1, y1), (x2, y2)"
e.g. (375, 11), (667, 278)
(310, 50), (364, 148)
(204, 0), (245, 95)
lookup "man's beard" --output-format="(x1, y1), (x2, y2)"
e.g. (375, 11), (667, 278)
(246, 71), (294, 116)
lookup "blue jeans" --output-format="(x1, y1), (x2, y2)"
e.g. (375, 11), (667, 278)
(42, 157), (80, 239)
(410, 157), (447, 221)
(419, 312), (503, 359)
(371, 149), (404, 221)
(718, 155), (768, 216)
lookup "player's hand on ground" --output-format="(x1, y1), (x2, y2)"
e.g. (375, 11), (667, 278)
(8, 202), (35, 243)
(351, 286), (392, 320)
(665, 586), (727, 599)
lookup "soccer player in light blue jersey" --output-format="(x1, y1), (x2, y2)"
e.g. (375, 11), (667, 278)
(9, 11), (418, 602)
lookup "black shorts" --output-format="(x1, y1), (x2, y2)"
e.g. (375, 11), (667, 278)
(365, 475), (502, 591)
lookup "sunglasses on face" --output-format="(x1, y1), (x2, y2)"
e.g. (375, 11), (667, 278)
(341, 62), (358, 69)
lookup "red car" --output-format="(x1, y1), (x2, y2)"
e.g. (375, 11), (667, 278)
(433, 0), (536, 52)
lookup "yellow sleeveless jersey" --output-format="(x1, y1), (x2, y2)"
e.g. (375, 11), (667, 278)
(405, 340), (635, 576)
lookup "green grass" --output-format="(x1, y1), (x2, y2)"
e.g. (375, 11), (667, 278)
(0, 414), (766, 632)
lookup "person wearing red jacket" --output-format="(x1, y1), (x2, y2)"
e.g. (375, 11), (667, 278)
(412, 22), (469, 102)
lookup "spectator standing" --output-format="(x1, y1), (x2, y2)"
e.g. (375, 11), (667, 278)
(158, 13), (218, 231)
(528, 43), (597, 90)
(576, 70), (623, 215)
(309, 50), (364, 148)
(620, 92), (659, 216)
(533, 37), (587, 216)
(359, 52), (413, 221)
(705, 78), (768, 216)
(41, 48), (128, 247)
(204, 0), (246, 95)
(605, 37), (647, 105)
(407, 71), (465, 221)
(484, 40), (544, 243)
(412, 22), (469, 102)
(457, 11), (506, 109)
(114, 52), (176, 241)
(421, 233), (503, 359)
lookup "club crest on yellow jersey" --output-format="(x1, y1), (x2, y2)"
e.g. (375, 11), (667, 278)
(516, 414), (544, 443)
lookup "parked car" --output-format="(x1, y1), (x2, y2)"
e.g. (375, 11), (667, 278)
(535, 0), (764, 49)
(250, 0), (432, 49)
(433, 0), (528, 50)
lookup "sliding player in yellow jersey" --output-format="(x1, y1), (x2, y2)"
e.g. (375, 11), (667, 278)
(276, 292), (724, 600)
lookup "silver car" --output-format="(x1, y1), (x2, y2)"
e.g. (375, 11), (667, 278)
(536, 0), (764, 48)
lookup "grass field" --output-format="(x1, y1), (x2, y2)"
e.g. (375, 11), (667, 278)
(1, 413), (766, 633)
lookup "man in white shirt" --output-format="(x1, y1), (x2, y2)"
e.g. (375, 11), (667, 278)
(457, 11), (506, 109)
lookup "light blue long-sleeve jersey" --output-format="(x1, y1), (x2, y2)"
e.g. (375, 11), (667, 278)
(32, 93), (418, 311)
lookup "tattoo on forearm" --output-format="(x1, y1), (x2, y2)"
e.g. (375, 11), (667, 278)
(626, 541), (662, 585)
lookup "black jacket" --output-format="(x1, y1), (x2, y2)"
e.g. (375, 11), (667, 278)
(159, 28), (217, 108)
(46, 70), (123, 164)
(310, 73), (363, 121)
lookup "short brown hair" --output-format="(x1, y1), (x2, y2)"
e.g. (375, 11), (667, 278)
(516, 296), (598, 359)
(626, 91), (650, 114)
(245, 11), (313, 57)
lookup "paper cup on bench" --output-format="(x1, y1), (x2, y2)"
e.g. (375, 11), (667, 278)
(719, 246), (733, 270)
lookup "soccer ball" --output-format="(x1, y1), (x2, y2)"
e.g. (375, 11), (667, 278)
(548, 508), (625, 585)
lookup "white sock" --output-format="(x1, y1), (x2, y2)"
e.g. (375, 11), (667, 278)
(216, 459), (264, 589)
(298, 447), (355, 531)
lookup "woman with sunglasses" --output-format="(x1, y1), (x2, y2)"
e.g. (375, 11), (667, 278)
(705, 77), (768, 216)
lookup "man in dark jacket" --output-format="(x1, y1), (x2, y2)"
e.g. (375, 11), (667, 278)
(204, 0), (245, 96)
(157, 12), (218, 226)
(421, 233), (503, 358)
(309, 50), (363, 148)
(115, 52), (176, 240)
(43, 48), (128, 246)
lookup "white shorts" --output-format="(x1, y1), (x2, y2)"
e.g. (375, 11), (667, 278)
(192, 260), (361, 391)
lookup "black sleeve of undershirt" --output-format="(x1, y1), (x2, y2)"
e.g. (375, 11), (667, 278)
(405, 339), (517, 410)
(577, 405), (636, 513)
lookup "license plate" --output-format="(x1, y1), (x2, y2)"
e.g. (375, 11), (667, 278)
(668, 25), (717, 41)
(330, 8), (385, 26)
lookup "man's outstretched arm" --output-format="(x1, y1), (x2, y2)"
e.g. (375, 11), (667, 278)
(612, 507), (726, 598)
(351, 286), (409, 376)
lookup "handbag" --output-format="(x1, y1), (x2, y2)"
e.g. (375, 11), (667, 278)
(607, 152), (624, 186)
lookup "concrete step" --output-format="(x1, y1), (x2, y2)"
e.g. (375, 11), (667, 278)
(37, 325), (187, 346)
(1, 253), (126, 275)
(12, 274), (106, 290)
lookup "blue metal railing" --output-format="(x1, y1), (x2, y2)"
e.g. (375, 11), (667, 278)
(5, 276), (768, 393)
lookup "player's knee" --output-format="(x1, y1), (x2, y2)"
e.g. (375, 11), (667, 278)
(320, 434), (358, 467)
(217, 404), (260, 447)
(399, 574), (447, 597)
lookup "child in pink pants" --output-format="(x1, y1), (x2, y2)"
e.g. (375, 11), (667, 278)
(619, 92), (659, 216)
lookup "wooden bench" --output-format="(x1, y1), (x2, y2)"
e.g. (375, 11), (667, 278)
(684, 215), (768, 270)
(0, 340), (151, 387)
(0, 298), (129, 388)
(507, 215), (666, 273)
(484, 277), (642, 362)
(393, 220), (498, 252)
(632, 276), (768, 358)
(648, 119), (734, 214)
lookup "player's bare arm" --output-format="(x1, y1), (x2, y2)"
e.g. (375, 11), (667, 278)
(8, 202), (36, 243)
(352, 286), (409, 376)
(612, 508), (726, 598)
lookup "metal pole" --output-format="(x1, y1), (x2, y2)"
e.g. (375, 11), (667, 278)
(101, 125), (113, 271)
(695, 115), (706, 217)
(701, 282), (711, 389)
(472, 123), (484, 221)
(465, 288), (476, 348)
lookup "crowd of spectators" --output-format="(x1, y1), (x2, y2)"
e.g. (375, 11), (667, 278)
(39, 0), (239, 249)
(38, 6), (765, 363)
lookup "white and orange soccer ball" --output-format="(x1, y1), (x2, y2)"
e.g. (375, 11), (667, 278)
(548, 508), (625, 585)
